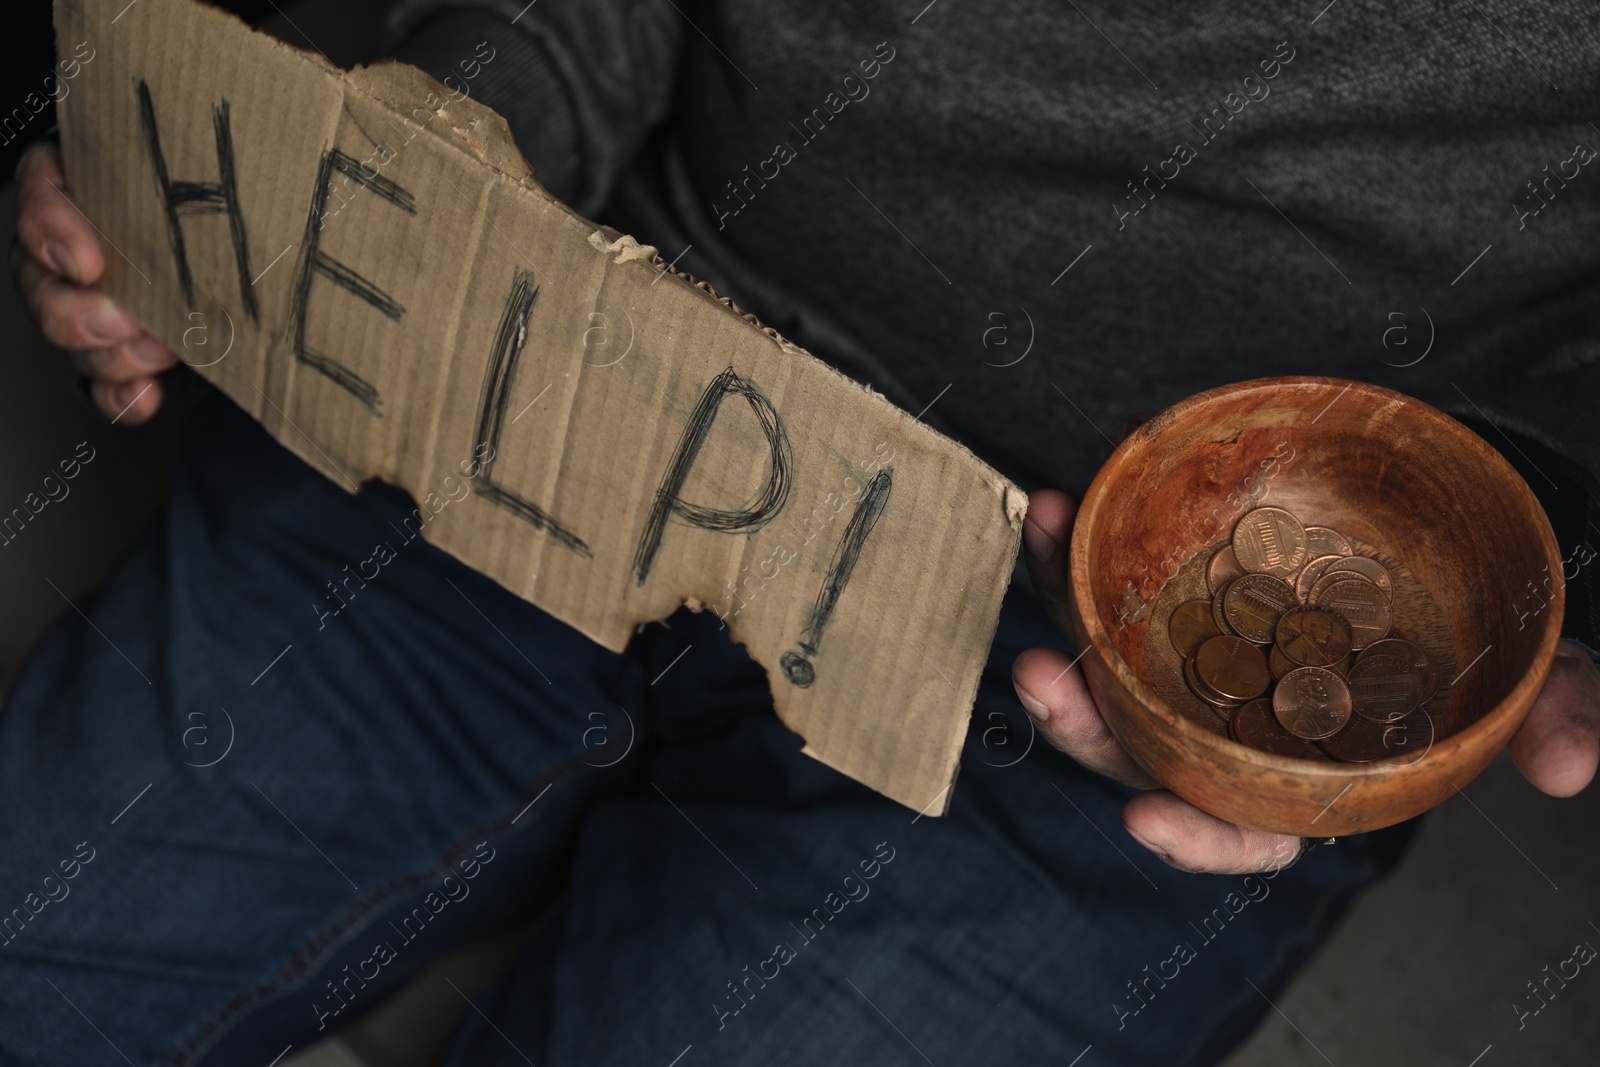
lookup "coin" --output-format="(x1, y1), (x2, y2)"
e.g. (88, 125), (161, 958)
(1295, 554), (1351, 604)
(1269, 643), (1296, 681)
(1211, 582), (1236, 637)
(1304, 526), (1353, 558)
(1275, 606), (1354, 668)
(1231, 697), (1323, 759)
(1207, 543), (1247, 595)
(1311, 577), (1392, 649)
(1168, 600), (1222, 658)
(1187, 648), (1249, 711)
(1346, 651), (1426, 722)
(1272, 666), (1353, 740)
(1358, 637), (1438, 703)
(1232, 507), (1309, 578)
(1321, 555), (1392, 598)
(1159, 510), (1445, 756)
(1194, 635), (1271, 703)
(1185, 652), (1239, 717)
(1309, 568), (1373, 604)
(1222, 574), (1298, 644)
(1319, 714), (1399, 762)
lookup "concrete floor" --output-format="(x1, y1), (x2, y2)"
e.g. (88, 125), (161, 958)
(2, 4), (1595, 1065)
(1225, 755), (1600, 1067)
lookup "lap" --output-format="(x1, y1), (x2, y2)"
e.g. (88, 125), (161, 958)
(0, 394), (640, 1065)
(444, 592), (1418, 1067)
(0, 392), (1417, 1067)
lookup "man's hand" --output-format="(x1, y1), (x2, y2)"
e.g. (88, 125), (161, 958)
(1508, 640), (1600, 796)
(1013, 489), (1600, 875)
(11, 141), (175, 424)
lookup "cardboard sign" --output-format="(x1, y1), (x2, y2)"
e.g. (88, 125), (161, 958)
(54, 0), (1025, 815)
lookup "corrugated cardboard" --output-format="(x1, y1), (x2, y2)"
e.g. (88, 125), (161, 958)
(53, 0), (1026, 815)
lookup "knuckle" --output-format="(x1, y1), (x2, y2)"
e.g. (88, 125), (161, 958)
(36, 302), (78, 348)
(15, 185), (59, 249)
(15, 140), (58, 182)
(13, 209), (44, 258)
(38, 296), (90, 349)
(13, 255), (46, 313)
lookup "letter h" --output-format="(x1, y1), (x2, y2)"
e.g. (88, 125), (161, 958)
(136, 80), (257, 320)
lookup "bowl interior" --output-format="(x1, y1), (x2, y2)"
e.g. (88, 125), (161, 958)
(1081, 378), (1557, 752)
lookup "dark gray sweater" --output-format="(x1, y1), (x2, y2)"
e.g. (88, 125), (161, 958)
(385, 0), (1600, 650)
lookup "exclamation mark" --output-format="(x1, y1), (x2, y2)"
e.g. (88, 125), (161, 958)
(780, 469), (893, 687)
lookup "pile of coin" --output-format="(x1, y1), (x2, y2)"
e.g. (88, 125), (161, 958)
(1166, 506), (1438, 762)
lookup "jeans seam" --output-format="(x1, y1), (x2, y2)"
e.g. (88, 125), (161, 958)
(167, 750), (597, 1067)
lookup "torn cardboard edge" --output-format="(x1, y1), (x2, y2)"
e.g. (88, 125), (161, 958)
(56, 0), (1026, 815)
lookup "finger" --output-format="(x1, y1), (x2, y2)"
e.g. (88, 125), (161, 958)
(67, 335), (179, 384)
(14, 141), (105, 286)
(1022, 489), (1078, 636)
(16, 254), (142, 351)
(1123, 790), (1304, 874)
(1509, 641), (1600, 798)
(90, 377), (163, 425)
(1014, 645), (1157, 788)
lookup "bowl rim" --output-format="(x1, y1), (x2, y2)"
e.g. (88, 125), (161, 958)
(1068, 375), (1567, 780)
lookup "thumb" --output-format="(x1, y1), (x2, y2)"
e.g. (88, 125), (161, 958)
(1509, 640), (1600, 798)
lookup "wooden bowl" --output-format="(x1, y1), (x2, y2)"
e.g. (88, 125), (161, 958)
(1067, 377), (1565, 836)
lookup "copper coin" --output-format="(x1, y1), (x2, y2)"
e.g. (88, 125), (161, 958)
(1183, 644), (1235, 701)
(1185, 652), (1238, 718)
(1222, 574), (1298, 644)
(1231, 697), (1323, 759)
(1169, 600), (1223, 658)
(1309, 568), (1374, 604)
(1346, 651), (1426, 722)
(1194, 635), (1271, 702)
(1311, 577), (1392, 649)
(1319, 714), (1399, 762)
(1207, 543), (1247, 595)
(1211, 583), (1236, 637)
(1186, 648), (1243, 711)
(1358, 637), (1438, 703)
(1272, 666), (1353, 740)
(1232, 507), (1309, 579)
(1295, 554), (1351, 604)
(1275, 606), (1354, 668)
(1322, 555), (1392, 598)
(1269, 643), (1296, 681)
(1304, 526), (1353, 558)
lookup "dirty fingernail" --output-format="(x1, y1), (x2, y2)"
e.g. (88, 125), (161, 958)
(44, 241), (75, 280)
(1127, 827), (1172, 864)
(1022, 517), (1056, 564)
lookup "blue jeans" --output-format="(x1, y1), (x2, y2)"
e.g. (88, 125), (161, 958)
(0, 393), (1415, 1066)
